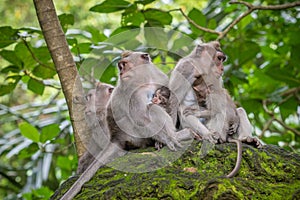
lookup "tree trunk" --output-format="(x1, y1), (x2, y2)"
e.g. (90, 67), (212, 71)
(51, 142), (300, 199)
(33, 0), (90, 156)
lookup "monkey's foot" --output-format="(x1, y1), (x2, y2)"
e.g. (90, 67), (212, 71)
(243, 136), (263, 148)
(154, 141), (163, 151)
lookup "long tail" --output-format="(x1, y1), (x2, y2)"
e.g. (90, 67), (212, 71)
(226, 138), (242, 178)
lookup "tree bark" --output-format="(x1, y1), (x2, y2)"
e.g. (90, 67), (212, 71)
(33, 0), (90, 156)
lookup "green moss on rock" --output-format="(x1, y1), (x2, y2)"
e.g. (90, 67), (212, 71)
(52, 142), (300, 200)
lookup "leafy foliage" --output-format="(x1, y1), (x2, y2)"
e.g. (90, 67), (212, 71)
(0, 0), (299, 199)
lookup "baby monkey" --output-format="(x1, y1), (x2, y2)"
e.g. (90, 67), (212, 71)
(151, 86), (171, 114)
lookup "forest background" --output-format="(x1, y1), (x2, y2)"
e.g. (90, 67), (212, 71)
(0, 0), (299, 199)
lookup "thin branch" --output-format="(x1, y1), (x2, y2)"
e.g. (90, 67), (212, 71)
(219, 1), (300, 40)
(21, 38), (56, 72)
(262, 100), (300, 137)
(23, 70), (61, 90)
(260, 117), (275, 138)
(175, 1), (300, 40)
(175, 8), (222, 36)
(274, 118), (300, 137)
(230, 0), (300, 10)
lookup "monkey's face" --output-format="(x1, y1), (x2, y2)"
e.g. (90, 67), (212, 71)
(152, 90), (163, 104)
(118, 52), (151, 79)
(85, 83), (114, 115)
(213, 50), (226, 78)
(152, 89), (169, 105)
(95, 83), (114, 106)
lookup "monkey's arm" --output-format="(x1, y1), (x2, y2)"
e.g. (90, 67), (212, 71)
(183, 105), (211, 119)
(60, 143), (126, 200)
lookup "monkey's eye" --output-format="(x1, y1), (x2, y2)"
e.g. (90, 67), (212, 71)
(108, 87), (114, 94)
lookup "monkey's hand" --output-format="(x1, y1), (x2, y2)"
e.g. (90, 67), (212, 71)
(201, 131), (220, 144)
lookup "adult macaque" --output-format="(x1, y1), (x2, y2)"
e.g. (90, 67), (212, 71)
(61, 51), (192, 200)
(168, 41), (225, 143)
(77, 82), (114, 174)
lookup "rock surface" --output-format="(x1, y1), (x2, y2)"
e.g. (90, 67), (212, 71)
(52, 141), (300, 199)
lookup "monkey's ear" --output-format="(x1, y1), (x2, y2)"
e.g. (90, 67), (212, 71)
(121, 50), (132, 58)
(141, 53), (151, 62)
(95, 82), (102, 89)
(195, 44), (205, 55)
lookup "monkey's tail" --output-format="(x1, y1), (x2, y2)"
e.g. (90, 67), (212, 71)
(226, 138), (242, 178)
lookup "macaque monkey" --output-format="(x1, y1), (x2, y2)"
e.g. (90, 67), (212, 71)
(151, 86), (171, 114)
(76, 82), (114, 174)
(168, 41), (225, 143)
(61, 51), (192, 200)
(169, 41), (261, 178)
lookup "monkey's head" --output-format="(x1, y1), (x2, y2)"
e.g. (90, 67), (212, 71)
(85, 82), (114, 115)
(152, 86), (170, 105)
(195, 41), (227, 78)
(95, 82), (114, 103)
(118, 51), (152, 79)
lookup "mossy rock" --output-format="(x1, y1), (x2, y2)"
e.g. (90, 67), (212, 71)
(52, 141), (300, 199)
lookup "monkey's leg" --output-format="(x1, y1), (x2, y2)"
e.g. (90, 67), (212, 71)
(236, 107), (252, 140)
(174, 128), (194, 141)
(60, 143), (126, 200)
(236, 107), (262, 148)
(182, 114), (218, 143)
(226, 138), (242, 178)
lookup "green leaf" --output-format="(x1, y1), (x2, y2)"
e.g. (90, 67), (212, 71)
(0, 84), (17, 96)
(71, 43), (92, 54)
(144, 9), (172, 26)
(19, 122), (40, 143)
(14, 43), (36, 70)
(57, 156), (73, 171)
(40, 124), (60, 143)
(58, 13), (74, 32)
(238, 41), (260, 65)
(122, 11), (145, 27)
(280, 96), (298, 120)
(0, 26), (19, 48)
(264, 65), (300, 87)
(32, 65), (56, 79)
(85, 26), (107, 43)
(0, 50), (23, 67)
(28, 78), (45, 95)
(290, 44), (300, 67)
(188, 8), (206, 35)
(0, 75), (21, 96)
(100, 63), (118, 85)
(188, 8), (206, 26)
(262, 135), (281, 145)
(90, 0), (131, 13)
(135, 0), (155, 5)
(19, 143), (39, 159)
(31, 46), (52, 63)
(1, 65), (22, 73)
(144, 28), (168, 49)
(108, 28), (141, 49)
